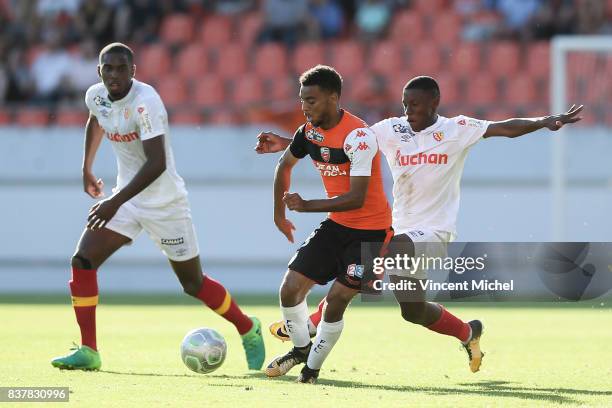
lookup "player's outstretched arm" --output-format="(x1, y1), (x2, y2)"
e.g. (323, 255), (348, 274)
(82, 113), (105, 198)
(87, 135), (167, 230)
(274, 148), (299, 242)
(284, 176), (369, 213)
(255, 131), (292, 154)
(483, 104), (584, 138)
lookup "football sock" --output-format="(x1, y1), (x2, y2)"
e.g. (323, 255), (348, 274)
(196, 275), (253, 335)
(69, 267), (98, 351)
(426, 305), (471, 342)
(308, 298), (326, 330)
(306, 319), (344, 370)
(281, 300), (311, 348)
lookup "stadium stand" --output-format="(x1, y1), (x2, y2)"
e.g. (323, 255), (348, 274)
(0, 0), (611, 128)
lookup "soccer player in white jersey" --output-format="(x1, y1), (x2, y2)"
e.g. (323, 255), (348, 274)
(51, 43), (265, 371)
(256, 75), (583, 376)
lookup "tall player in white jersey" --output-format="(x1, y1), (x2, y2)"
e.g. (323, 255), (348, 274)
(51, 43), (265, 372)
(256, 76), (583, 375)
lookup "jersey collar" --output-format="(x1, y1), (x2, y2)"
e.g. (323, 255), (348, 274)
(108, 80), (136, 107)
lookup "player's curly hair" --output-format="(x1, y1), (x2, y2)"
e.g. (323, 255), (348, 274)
(299, 65), (343, 96)
(99, 42), (134, 65)
(404, 76), (440, 98)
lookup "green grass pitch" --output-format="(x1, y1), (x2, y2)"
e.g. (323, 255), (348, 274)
(2, 295), (612, 407)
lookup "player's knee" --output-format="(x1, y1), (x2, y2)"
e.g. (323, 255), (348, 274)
(71, 253), (94, 270)
(279, 272), (306, 306)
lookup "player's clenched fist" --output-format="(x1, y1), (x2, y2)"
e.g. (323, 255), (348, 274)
(283, 192), (308, 212)
(83, 171), (105, 198)
(255, 131), (286, 154)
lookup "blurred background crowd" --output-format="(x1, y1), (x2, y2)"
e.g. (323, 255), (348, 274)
(0, 0), (611, 129)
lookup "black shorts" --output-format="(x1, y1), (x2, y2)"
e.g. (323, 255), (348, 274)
(288, 219), (392, 290)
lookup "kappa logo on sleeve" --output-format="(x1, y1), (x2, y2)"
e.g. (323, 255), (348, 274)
(433, 131), (444, 142)
(357, 142), (370, 151)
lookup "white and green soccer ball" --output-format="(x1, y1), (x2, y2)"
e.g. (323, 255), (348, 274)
(180, 328), (227, 374)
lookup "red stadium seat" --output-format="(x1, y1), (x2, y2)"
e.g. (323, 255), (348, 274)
(170, 110), (203, 125)
(449, 43), (482, 75)
(384, 70), (415, 102)
(136, 44), (171, 82)
(268, 75), (298, 102)
(193, 77), (226, 108)
(0, 109), (11, 125)
(15, 108), (50, 126)
(254, 43), (289, 80)
(369, 41), (404, 76)
(328, 41), (365, 80)
(430, 13), (462, 46)
(214, 44), (248, 79)
(389, 11), (424, 43)
(208, 109), (236, 125)
(526, 42), (550, 80)
(465, 74), (498, 105)
(409, 44), (442, 77)
(412, 0), (448, 15)
(487, 42), (521, 78)
(435, 73), (459, 105)
(176, 44), (209, 80)
(160, 14), (195, 46)
(292, 43), (326, 74)
(231, 75), (264, 106)
(504, 74), (538, 105)
(237, 12), (263, 46)
(199, 16), (232, 49)
(55, 109), (88, 126)
(484, 107), (515, 121)
(157, 78), (188, 108)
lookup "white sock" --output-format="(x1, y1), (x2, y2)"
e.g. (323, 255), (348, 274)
(306, 319), (344, 370)
(281, 300), (311, 348)
(307, 319), (317, 336)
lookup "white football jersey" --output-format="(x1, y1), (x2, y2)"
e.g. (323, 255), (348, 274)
(371, 115), (490, 236)
(85, 79), (187, 207)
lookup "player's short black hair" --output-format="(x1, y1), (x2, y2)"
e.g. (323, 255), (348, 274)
(99, 42), (134, 65)
(299, 65), (342, 96)
(404, 76), (440, 98)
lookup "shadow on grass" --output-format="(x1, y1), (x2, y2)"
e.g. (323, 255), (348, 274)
(98, 370), (254, 380)
(205, 373), (603, 404)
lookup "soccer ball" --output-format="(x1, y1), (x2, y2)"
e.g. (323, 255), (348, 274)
(180, 328), (227, 374)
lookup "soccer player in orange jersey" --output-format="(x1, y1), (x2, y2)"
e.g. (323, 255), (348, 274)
(263, 65), (392, 383)
(257, 75), (583, 376)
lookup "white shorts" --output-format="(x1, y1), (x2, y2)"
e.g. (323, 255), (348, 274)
(105, 197), (200, 262)
(386, 228), (452, 280)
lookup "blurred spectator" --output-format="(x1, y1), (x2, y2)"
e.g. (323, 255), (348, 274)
(30, 31), (72, 102)
(576, 0), (608, 34)
(0, 65), (7, 103)
(355, 0), (391, 41)
(528, 0), (575, 40)
(494, 0), (541, 39)
(73, 0), (115, 45)
(68, 37), (100, 94)
(310, 0), (345, 39)
(115, 0), (163, 44)
(214, 0), (255, 15)
(37, 0), (81, 18)
(258, 0), (310, 48)
(4, 49), (35, 102)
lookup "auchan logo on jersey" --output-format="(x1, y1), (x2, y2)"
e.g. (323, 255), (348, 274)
(315, 162), (347, 177)
(395, 149), (448, 166)
(106, 131), (139, 142)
